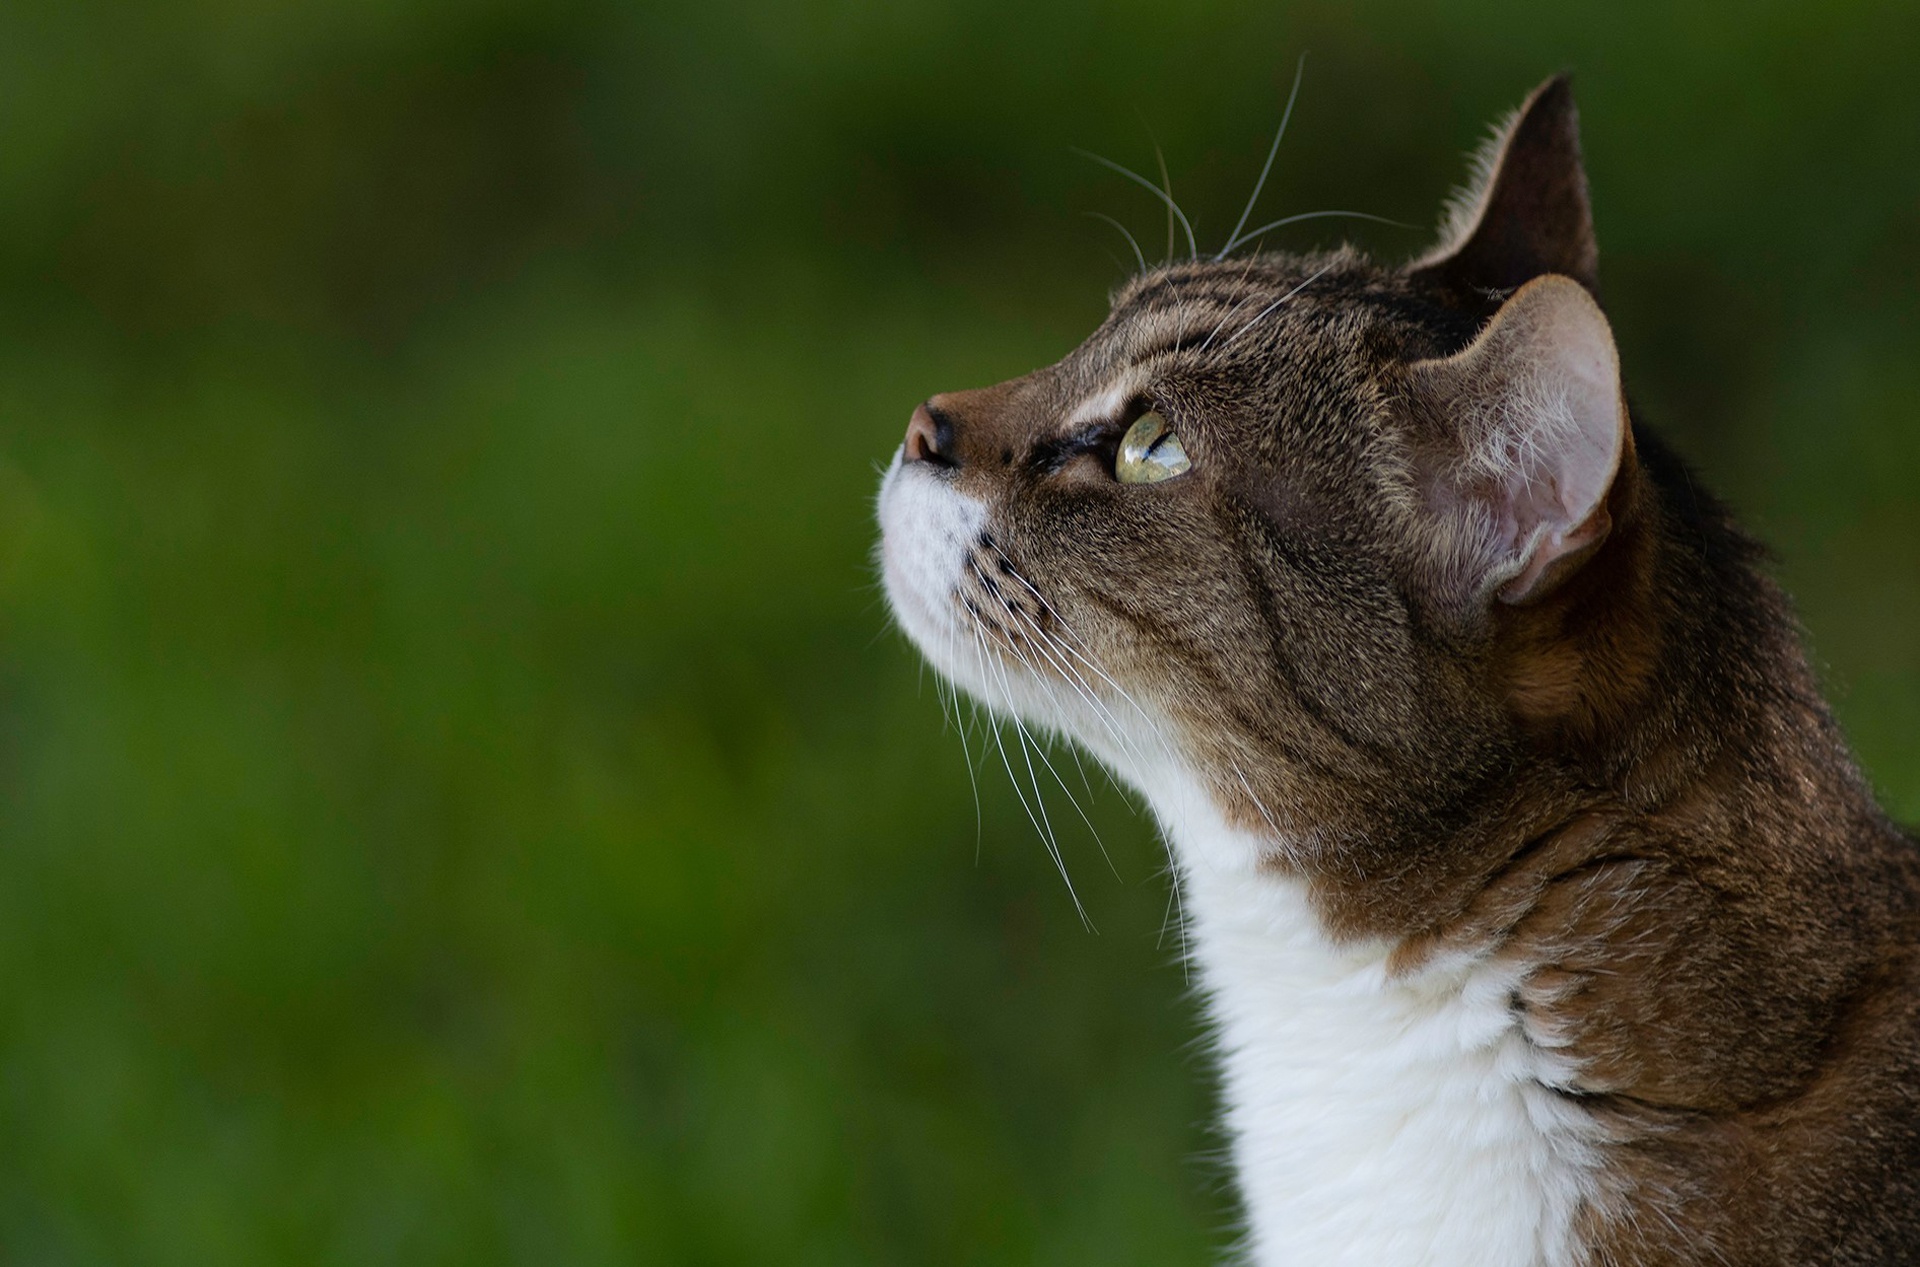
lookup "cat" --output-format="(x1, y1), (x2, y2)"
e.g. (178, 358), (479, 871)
(875, 76), (1920, 1266)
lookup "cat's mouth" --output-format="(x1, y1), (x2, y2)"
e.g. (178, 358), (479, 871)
(880, 456), (1043, 667)
(877, 451), (1038, 714)
(876, 449), (986, 653)
(878, 451), (1155, 770)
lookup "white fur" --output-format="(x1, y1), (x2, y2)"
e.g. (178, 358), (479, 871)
(879, 465), (1601, 1267)
(1148, 771), (1598, 1266)
(1067, 373), (1147, 427)
(876, 450), (985, 655)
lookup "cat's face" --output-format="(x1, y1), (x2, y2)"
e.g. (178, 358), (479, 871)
(878, 79), (1637, 895)
(880, 255), (1475, 846)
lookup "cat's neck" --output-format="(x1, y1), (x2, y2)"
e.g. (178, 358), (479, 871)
(1144, 781), (1596, 1267)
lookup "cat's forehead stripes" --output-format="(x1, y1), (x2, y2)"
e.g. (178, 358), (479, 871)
(1098, 258), (1354, 367)
(1055, 267), (1292, 410)
(1050, 267), (1300, 433)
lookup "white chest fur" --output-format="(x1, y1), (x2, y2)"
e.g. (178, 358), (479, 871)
(1162, 804), (1596, 1267)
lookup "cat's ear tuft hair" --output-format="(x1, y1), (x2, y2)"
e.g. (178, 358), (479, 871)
(1407, 75), (1599, 298)
(1407, 274), (1628, 608)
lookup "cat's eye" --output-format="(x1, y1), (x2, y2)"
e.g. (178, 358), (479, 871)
(1115, 410), (1191, 484)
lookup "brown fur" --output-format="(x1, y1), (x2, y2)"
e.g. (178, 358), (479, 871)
(889, 77), (1920, 1263)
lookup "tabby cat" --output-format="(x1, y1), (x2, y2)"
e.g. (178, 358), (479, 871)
(876, 77), (1920, 1265)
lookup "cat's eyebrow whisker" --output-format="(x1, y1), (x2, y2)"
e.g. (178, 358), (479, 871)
(1085, 211), (1149, 275)
(1197, 255), (1272, 353)
(1221, 209), (1420, 259)
(1151, 140), (1177, 265)
(1218, 50), (1308, 261)
(1199, 293), (1256, 353)
(1219, 262), (1335, 352)
(1073, 148), (1198, 262)
(1177, 267), (1262, 351)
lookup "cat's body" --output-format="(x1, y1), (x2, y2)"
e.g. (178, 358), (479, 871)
(876, 78), (1920, 1265)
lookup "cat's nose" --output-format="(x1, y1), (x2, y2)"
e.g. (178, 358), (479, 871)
(903, 401), (957, 468)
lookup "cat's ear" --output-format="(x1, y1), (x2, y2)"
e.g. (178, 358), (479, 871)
(1407, 274), (1629, 607)
(1406, 75), (1599, 297)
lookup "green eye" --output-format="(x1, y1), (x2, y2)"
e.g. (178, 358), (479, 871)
(1115, 410), (1191, 484)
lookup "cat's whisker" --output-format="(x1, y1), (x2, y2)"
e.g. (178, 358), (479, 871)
(1153, 833), (1191, 983)
(1198, 255), (1272, 353)
(1159, 261), (1267, 353)
(1063, 728), (1099, 800)
(982, 634), (1096, 927)
(872, 74), (1919, 1261)
(1004, 611), (1131, 753)
(1230, 761), (1294, 865)
(1030, 619), (1176, 769)
(1029, 623), (1158, 777)
(1036, 634), (1174, 777)
(941, 617), (986, 858)
(1219, 261), (1335, 351)
(980, 546), (1124, 678)
(992, 611), (1126, 882)
(1217, 50), (1308, 261)
(971, 624), (1087, 919)
(1051, 646), (1143, 764)
(1199, 293), (1256, 352)
(980, 543), (1172, 767)
(1151, 140), (1178, 265)
(1072, 148), (1198, 262)
(1085, 211), (1149, 275)
(1221, 209), (1421, 258)
(1170, 849), (1189, 981)
(863, 614), (899, 653)
(981, 593), (1121, 871)
(968, 618), (1081, 901)
(990, 598), (1182, 956)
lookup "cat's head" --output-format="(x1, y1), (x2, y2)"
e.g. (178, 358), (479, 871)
(877, 78), (1653, 892)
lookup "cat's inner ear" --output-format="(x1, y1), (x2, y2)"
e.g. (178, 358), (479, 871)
(1408, 274), (1628, 607)
(1407, 75), (1598, 298)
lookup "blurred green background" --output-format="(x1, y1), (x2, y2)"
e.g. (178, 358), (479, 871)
(0, 0), (1915, 1262)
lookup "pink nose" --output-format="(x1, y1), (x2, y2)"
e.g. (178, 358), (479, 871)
(903, 401), (954, 467)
